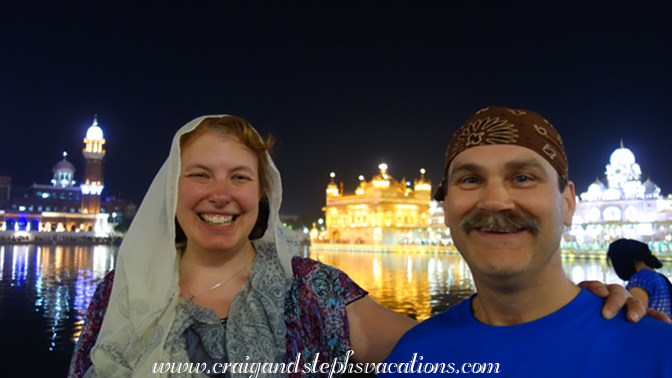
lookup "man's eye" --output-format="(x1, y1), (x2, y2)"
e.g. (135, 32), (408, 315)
(513, 175), (533, 183)
(461, 176), (481, 185)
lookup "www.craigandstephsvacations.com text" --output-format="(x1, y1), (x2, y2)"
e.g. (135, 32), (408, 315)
(151, 351), (502, 376)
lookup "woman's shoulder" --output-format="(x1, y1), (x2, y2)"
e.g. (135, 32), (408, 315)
(100, 269), (116, 288)
(67, 270), (116, 377)
(291, 255), (322, 269)
(627, 268), (666, 292)
(631, 268), (660, 281)
(290, 256), (343, 278)
(290, 256), (367, 303)
(89, 270), (116, 315)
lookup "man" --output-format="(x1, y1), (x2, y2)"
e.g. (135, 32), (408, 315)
(381, 107), (672, 377)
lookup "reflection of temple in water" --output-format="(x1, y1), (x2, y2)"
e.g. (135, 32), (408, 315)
(312, 163), (451, 248)
(566, 143), (672, 257)
(0, 244), (116, 345)
(310, 249), (474, 321)
(0, 117), (135, 242)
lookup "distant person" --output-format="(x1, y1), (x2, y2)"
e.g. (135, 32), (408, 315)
(382, 107), (672, 377)
(608, 238), (672, 318)
(69, 114), (647, 378)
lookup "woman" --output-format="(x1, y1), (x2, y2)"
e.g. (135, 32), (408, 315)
(608, 238), (672, 318)
(70, 115), (646, 378)
(69, 115), (416, 378)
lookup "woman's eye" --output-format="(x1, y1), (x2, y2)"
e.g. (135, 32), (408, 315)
(234, 174), (251, 181)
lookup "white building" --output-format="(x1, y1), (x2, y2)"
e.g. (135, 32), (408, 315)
(0, 117), (135, 243)
(567, 142), (672, 255)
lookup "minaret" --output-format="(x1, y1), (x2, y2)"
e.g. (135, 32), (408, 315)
(413, 168), (432, 199)
(326, 172), (340, 198)
(81, 116), (106, 214)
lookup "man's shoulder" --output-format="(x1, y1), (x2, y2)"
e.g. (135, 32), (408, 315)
(396, 297), (472, 342)
(384, 290), (672, 375)
(383, 299), (472, 366)
(634, 315), (672, 333)
(579, 290), (672, 335)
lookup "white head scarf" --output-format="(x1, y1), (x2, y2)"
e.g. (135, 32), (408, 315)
(86, 115), (298, 377)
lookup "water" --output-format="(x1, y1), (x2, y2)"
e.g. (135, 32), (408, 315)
(0, 244), (116, 377)
(2, 244), (671, 377)
(308, 250), (476, 320)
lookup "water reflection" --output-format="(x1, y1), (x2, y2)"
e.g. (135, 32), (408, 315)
(1, 244), (672, 377)
(0, 244), (117, 365)
(309, 249), (475, 320)
(562, 257), (672, 286)
(308, 248), (672, 321)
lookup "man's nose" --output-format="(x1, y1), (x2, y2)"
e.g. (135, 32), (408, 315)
(477, 180), (514, 212)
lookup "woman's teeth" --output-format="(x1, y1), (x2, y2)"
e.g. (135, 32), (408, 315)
(200, 214), (234, 226)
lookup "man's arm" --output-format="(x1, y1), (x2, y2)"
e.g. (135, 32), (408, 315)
(578, 281), (670, 323)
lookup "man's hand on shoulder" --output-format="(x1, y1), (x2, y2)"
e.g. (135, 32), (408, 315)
(576, 280), (671, 323)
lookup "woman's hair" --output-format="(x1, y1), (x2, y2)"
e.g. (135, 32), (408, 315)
(607, 238), (664, 280)
(176, 116), (275, 243)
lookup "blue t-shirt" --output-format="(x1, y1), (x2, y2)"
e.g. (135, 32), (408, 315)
(381, 289), (672, 377)
(627, 268), (672, 318)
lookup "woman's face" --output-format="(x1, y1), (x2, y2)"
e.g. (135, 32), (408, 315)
(176, 130), (261, 255)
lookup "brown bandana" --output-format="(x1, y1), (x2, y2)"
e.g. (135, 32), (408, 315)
(434, 106), (569, 201)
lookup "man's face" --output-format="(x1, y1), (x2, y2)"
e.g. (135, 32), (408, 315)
(443, 144), (576, 285)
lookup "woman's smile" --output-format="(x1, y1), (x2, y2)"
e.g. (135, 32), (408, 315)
(176, 130), (262, 255)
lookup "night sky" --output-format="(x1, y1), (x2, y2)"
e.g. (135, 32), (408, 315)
(2, 1), (671, 216)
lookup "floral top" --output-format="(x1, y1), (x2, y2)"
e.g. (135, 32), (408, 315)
(69, 256), (367, 378)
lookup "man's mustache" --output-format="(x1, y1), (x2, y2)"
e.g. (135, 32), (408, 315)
(460, 210), (541, 235)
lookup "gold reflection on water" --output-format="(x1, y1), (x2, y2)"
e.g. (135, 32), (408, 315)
(309, 249), (475, 321)
(309, 248), (672, 321)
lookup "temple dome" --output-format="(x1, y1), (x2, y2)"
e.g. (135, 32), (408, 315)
(52, 152), (76, 187)
(588, 178), (605, 191)
(609, 147), (635, 166)
(581, 178), (605, 201)
(86, 117), (104, 140)
(55, 155), (75, 172)
(643, 178), (660, 196)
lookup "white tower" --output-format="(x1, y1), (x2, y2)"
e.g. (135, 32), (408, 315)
(81, 116), (106, 214)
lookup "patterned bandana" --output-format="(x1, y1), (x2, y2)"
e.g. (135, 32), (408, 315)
(434, 106), (569, 201)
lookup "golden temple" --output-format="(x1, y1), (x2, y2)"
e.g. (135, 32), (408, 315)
(312, 163), (450, 247)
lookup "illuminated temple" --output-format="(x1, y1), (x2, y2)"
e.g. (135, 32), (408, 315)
(566, 142), (672, 256)
(311, 163), (451, 248)
(0, 117), (135, 242)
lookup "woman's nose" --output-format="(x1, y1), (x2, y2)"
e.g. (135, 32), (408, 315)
(208, 181), (232, 205)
